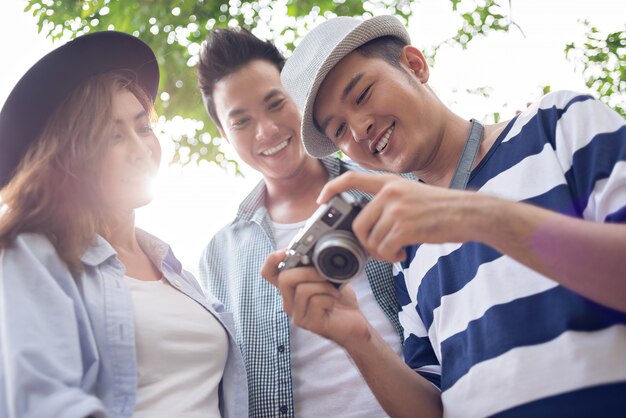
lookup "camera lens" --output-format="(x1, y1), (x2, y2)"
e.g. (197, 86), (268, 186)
(319, 247), (356, 277)
(313, 230), (368, 284)
(330, 254), (348, 268)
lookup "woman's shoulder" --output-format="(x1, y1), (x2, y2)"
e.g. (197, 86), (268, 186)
(5, 232), (58, 259)
(1, 232), (74, 282)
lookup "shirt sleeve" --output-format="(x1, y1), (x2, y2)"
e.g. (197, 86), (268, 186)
(198, 231), (232, 305)
(198, 240), (215, 294)
(0, 234), (105, 418)
(394, 268), (442, 389)
(550, 91), (626, 223)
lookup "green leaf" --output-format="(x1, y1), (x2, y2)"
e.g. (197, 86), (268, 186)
(28, 0), (589, 170)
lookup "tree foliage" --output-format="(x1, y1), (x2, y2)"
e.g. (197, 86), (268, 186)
(23, 0), (624, 170)
(566, 21), (626, 118)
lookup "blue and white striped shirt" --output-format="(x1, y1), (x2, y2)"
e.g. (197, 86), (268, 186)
(396, 91), (626, 417)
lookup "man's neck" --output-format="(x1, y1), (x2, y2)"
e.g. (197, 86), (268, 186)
(414, 115), (507, 188)
(264, 157), (328, 224)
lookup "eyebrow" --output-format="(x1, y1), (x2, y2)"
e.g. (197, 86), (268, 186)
(114, 110), (149, 124)
(318, 73), (365, 135)
(342, 72), (364, 101)
(263, 88), (282, 103)
(227, 107), (247, 119)
(226, 88), (282, 119)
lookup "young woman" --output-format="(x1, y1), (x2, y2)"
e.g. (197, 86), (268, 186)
(0, 31), (247, 418)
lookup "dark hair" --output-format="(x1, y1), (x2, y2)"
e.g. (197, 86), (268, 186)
(197, 28), (285, 129)
(354, 36), (407, 70)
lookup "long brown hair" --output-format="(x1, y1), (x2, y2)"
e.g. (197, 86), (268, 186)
(0, 71), (154, 272)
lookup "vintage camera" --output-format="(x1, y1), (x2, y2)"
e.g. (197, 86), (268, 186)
(278, 192), (368, 287)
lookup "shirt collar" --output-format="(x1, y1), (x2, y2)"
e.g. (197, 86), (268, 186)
(79, 235), (117, 267)
(135, 228), (183, 274)
(234, 156), (341, 222)
(79, 228), (182, 274)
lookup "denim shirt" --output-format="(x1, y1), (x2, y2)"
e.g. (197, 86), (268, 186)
(0, 229), (248, 418)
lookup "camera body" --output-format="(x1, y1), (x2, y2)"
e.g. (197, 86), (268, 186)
(278, 192), (368, 287)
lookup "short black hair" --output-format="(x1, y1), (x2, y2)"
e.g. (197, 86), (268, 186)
(197, 28), (285, 129)
(354, 36), (407, 70)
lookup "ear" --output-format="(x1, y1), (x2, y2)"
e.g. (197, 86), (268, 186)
(400, 46), (430, 83)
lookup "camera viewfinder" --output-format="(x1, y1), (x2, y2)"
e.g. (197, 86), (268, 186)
(321, 207), (341, 227)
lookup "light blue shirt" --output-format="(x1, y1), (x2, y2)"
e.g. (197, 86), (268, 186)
(0, 229), (248, 418)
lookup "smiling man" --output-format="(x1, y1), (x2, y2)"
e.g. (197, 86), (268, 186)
(264, 14), (626, 418)
(195, 28), (405, 418)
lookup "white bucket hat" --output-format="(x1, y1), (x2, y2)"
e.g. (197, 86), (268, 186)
(281, 15), (410, 158)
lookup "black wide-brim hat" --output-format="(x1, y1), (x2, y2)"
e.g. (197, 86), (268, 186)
(0, 31), (159, 188)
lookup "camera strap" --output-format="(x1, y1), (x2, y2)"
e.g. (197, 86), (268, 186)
(448, 118), (484, 190)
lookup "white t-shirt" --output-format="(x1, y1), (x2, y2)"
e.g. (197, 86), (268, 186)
(125, 276), (228, 418)
(273, 221), (402, 418)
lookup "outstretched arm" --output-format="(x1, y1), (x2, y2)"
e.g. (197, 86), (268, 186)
(262, 251), (442, 418)
(319, 172), (626, 313)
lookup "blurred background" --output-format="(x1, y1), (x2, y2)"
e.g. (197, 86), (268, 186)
(1, 0), (624, 276)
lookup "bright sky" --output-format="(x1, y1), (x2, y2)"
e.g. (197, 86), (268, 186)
(1, 0), (624, 277)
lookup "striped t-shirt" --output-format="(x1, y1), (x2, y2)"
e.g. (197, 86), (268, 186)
(395, 91), (626, 417)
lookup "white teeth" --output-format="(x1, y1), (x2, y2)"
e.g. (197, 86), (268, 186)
(262, 140), (289, 156)
(376, 124), (394, 153)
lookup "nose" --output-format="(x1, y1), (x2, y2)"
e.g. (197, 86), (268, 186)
(255, 116), (279, 142)
(349, 114), (374, 143)
(129, 132), (154, 162)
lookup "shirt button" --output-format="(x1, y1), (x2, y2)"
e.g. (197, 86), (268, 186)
(277, 344), (285, 353)
(173, 280), (182, 288)
(279, 405), (288, 414)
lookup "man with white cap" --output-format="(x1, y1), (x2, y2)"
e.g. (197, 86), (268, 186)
(263, 15), (626, 418)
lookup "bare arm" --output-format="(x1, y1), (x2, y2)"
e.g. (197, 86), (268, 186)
(261, 251), (443, 418)
(342, 325), (443, 418)
(318, 172), (626, 313)
(472, 195), (626, 312)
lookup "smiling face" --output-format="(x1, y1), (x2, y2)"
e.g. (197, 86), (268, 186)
(99, 88), (161, 213)
(212, 59), (308, 182)
(313, 47), (444, 174)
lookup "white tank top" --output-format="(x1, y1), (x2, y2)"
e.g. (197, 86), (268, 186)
(125, 276), (228, 418)
(273, 221), (402, 418)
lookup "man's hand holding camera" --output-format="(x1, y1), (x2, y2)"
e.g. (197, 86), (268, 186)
(318, 171), (484, 263)
(261, 250), (372, 349)
(277, 192), (368, 287)
(261, 189), (443, 417)
(262, 190), (388, 348)
(262, 170), (493, 342)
